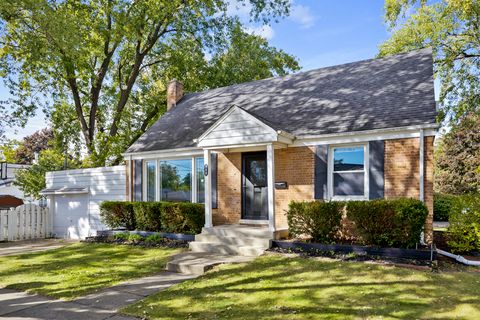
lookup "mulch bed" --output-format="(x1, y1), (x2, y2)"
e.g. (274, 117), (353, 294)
(83, 235), (189, 248)
(267, 245), (434, 269)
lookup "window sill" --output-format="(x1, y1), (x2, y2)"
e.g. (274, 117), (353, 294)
(330, 196), (368, 201)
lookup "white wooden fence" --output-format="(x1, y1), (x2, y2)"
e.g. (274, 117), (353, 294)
(0, 204), (52, 241)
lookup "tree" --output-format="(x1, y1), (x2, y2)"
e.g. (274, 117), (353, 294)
(435, 113), (480, 194)
(379, 0), (480, 124)
(14, 128), (53, 164)
(0, 139), (19, 162)
(205, 23), (299, 88)
(0, 0), (295, 166)
(14, 148), (79, 199)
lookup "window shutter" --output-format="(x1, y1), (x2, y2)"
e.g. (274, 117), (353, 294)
(134, 159), (143, 201)
(314, 145), (328, 199)
(211, 153), (218, 209)
(369, 140), (385, 199)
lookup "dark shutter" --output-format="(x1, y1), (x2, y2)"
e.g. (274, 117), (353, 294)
(211, 153), (218, 209)
(314, 145), (328, 199)
(134, 159), (143, 201)
(369, 140), (385, 199)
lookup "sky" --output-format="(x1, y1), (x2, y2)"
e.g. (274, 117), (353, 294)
(1, 0), (411, 141)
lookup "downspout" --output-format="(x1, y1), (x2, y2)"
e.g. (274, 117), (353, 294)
(437, 248), (480, 266)
(419, 129), (426, 245)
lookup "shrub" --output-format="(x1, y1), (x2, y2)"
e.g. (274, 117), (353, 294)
(287, 200), (344, 243)
(100, 201), (204, 234)
(127, 234), (144, 242)
(113, 232), (130, 240)
(145, 234), (164, 243)
(133, 202), (163, 231)
(447, 194), (480, 253)
(100, 201), (135, 230)
(434, 193), (456, 222)
(160, 202), (205, 234)
(347, 198), (428, 248)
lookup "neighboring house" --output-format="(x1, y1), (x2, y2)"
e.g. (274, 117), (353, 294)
(0, 162), (31, 202)
(124, 48), (438, 243)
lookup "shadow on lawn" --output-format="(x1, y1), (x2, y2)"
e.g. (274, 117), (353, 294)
(0, 243), (177, 299)
(125, 256), (480, 320)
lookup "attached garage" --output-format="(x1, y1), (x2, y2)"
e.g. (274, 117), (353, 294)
(42, 166), (126, 239)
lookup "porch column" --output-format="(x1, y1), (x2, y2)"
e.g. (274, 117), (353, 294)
(204, 149), (213, 228)
(266, 143), (276, 232)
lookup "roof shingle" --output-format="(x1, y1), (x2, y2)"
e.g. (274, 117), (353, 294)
(127, 48), (437, 153)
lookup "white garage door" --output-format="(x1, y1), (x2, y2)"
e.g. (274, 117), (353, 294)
(53, 194), (90, 239)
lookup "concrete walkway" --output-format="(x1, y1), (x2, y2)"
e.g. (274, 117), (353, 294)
(0, 271), (198, 319)
(0, 239), (73, 257)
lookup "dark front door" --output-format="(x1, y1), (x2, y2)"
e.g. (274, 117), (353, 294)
(242, 152), (268, 220)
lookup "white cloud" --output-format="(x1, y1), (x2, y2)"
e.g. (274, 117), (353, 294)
(244, 25), (275, 40)
(289, 3), (315, 29)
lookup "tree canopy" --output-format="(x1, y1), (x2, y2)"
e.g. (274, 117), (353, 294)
(435, 112), (480, 194)
(0, 0), (298, 166)
(379, 0), (480, 124)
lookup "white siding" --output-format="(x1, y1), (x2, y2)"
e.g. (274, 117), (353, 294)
(198, 107), (277, 147)
(46, 166), (126, 239)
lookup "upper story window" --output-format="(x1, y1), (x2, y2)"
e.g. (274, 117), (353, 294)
(329, 145), (368, 200)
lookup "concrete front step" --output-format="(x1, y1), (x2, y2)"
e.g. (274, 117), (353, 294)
(202, 225), (273, 239)
(195, 233), (271, 248)
(189, 241), (265, 256)
(166, 252), (255, 275)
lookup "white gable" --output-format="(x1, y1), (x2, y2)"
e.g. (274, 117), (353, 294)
(197, 106), (291, 148)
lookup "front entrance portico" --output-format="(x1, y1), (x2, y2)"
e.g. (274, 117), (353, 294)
(195, 105), (295, 233)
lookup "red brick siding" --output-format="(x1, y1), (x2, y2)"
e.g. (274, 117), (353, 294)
(384, 137), (434, 243)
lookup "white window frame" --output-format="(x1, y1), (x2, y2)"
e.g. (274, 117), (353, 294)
(328, 143), (369, 201)
(143, 156), (205, 203)
(143, 160), (158, 202)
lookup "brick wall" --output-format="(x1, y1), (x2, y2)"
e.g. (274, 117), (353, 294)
(212, 139), (434, 242)
(274, 147), (315, 229)
(212, 152), (242, 225)
(212, 147), (315, 227)
(424, 136), (434, 243)
(384, 137), (434, 243)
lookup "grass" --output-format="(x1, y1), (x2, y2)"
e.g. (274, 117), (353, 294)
(122, 255), (480, 320)
(0, 242), (182, 300)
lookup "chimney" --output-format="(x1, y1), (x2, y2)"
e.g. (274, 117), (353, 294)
(167, 79), (184, 111)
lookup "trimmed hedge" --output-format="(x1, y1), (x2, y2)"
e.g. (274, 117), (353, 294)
(287, 201), (345, 243)
(447, 194), (480, 253)
(100, 201), (204, 234)
(434, 193), (456, 222)
(286, 198), (428, 248)
(347, 198), (428, 248)
(133, 202), (162, 232)
(99, 201), (135, 230)
(160, 202), (204, 235)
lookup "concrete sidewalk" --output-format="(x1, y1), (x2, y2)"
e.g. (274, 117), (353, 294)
(0, 239), (73, 257)
(0, 271), (198, 319)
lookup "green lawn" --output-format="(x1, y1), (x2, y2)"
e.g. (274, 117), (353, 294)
(0, 243), (182, 300)
(123, 255), (480, 320)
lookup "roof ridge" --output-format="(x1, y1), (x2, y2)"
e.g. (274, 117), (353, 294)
(181, 47), (432, 97)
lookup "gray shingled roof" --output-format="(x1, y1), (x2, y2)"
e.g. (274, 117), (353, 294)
(127, 48), (437, 153)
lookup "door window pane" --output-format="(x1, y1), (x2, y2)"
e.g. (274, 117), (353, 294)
(196, 157), (205, 203)
(146, 161), (156, 201)
(160, 159), (192, 202)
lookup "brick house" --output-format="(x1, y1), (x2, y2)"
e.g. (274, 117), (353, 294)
(124, 48), (438, 244)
